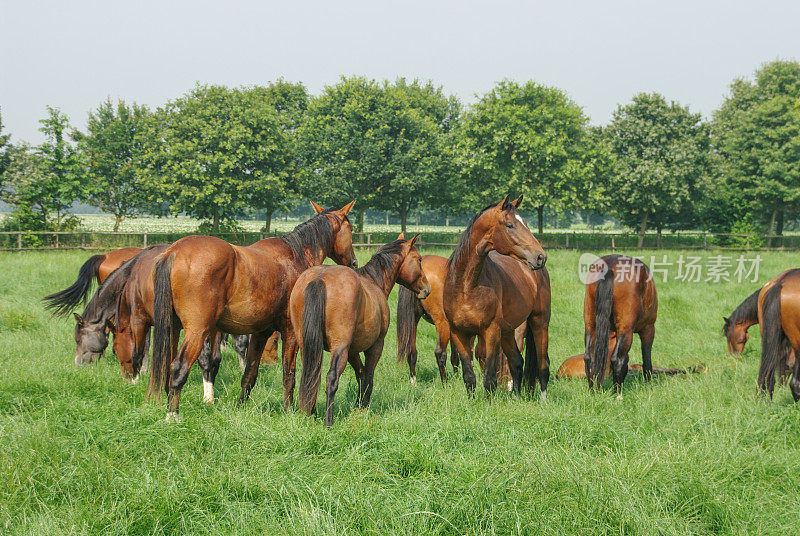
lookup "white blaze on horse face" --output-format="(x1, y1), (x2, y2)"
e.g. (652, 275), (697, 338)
(203, 379), (214, 404)
(515, 214), (528, 228)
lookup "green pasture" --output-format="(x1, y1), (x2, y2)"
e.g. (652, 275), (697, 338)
(1, 248), (799, 535)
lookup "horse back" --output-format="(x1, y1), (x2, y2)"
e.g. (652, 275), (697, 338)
(98, 247), (143, 282)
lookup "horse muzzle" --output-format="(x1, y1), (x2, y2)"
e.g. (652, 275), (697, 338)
(416, 282), (432, 300)
(525, 251), (547, 271)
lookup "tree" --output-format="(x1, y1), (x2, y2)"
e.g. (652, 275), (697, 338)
(298, 77), (389, 232)
(74, 99), (152, 231)
(138, 84), (288, 232)
(453, 80), (598, 234)
(603, 93), (710, 247)
(36, 107), (85, 229)
(712, 59), (800, 241)
(0, 108), (11, 180)
(246, 80), (308, 233)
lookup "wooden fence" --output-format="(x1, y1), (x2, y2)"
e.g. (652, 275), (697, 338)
(1, 230), (797, 252)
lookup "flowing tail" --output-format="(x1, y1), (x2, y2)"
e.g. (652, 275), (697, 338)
(758, 281), (784, 397)
(43, 254), (106, 316)
(589, 268), (614, 387)
(524, 319), (538, 388)
(396, 285), (420, 364)
(298, 280), (327, 415)
(146, 253), (176, 402)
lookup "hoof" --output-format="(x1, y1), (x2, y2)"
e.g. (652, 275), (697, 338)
(507, 380), (513, 392)
(203, 379), (214, 404)
(130, 375), (140, 385)
(165, 411), (181, 423)
(203, 396), (215, 404)
(410, 376), (417, 386)
(615, 393), (623, 401)
(540, 391), (547, 402)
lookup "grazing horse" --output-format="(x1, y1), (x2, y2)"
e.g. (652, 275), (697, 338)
(292, 235), (430, 426)
(43, 247), (142, 316)
(229, 332), (280, 371)
(584, 255), (657, 395)
(723, 289), (761, 355)
(147, 201), (357, 421)
(757, 268), (800, 401)
(443, 196), (550, 397)
(396, 254), (523, 387)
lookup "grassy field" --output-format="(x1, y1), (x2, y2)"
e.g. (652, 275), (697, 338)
(1, 247), (799, 535)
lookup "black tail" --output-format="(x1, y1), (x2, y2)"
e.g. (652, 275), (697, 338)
(524, 318), (538, 387)
(758, 281), (784, 397)
(589, 269), (614, 387)
(43, 254), (106, 316)
(146, 253), (175, 402)
(298, 280), (327, 415)
(396, 285), (420, 364)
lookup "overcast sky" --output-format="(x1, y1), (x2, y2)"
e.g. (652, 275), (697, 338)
(2, 0), (799, 144)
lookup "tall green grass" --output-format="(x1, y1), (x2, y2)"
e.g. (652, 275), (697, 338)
(1, 248), (799, 535)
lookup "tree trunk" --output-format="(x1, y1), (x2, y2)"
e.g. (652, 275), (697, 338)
(385, 212), (389, 225)
(637, 212), (648, 249)
(767, 208), (777, 248)
(113, 214), (122, 232)
(537, 206), (544, 235)
(399, 209), (408, 235)
(445, 216), (450, 227)
(776, 208), (785, 247)
(656, 225), (662, 249)
(356, 209), (365, 232)
(264, 211), (272, 234)
(213, 209), (220, 233)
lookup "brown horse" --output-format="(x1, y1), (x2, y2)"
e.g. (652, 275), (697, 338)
(291, 235), (430, 426)
(147, 201), (356, 421)
(43, 247), (142, 316)
(396, 254), (522, 387)
(584, 255), (657, 395)
(723, 289), (761, 355)
(443, 196), (550, 397)
(757, 268), (800, 400)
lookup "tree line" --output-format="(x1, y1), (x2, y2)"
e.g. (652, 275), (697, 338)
(1, 59), (798, 244)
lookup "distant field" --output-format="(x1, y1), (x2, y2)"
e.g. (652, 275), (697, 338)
(1, 248), (799, 535)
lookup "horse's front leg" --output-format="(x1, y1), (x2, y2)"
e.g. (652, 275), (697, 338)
(479, 327), (502, 395)
(450, 329), (476, 394)
(238, 330), (269, 405)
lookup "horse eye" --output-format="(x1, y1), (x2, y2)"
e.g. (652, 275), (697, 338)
(506, 222), (514, 229)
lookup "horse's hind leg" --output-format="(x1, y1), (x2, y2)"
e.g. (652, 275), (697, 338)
(639, 324), (655, 381)
(360, 337), (385, 408)
(480, 328), (502, 395)
(167, 328), (209, 420)
(349, 351), (364, 406)
(200, 330), (223, 403)
(611, 327), (634, 397)
(434, 322), (450, 383)
(325, 345), (351, 427)
(527, 315), (551, 400)
(238, 330), (270, 405)
(450, 330), (476, 394)
(500, 332), (523, 396)
(789, 347), (800, 402)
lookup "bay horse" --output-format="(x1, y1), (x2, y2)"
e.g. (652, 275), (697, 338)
(291, 235), (430, 426)
(43, 247), (142, 316)
(723, 289), (761, 355)
(757, 268), (800, 400)
(443, 195), (550, 397)
(396, 254), (523, 387)
(147, 201), (357, 421)
(584, 255), (657, 395)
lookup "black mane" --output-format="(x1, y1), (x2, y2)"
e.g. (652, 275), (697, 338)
(446, 203), (495, 281)
(281, 210), (342, 263)
(357, 239), (405, 284)
(725, 289), (760, 335)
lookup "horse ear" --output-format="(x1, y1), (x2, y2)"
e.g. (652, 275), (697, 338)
(73, 312), (84, 325)
(723, 316), (730, 324)
(497, 195), (510, 210)
(338, 199), (356, 216)
(511, 194), (523, 208)
(310, 200), (325, 214)
(408, 234), (420, 247)
(105, 317), (116, 334)
(397, 232), (405, 240)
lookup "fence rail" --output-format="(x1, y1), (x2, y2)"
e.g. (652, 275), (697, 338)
(1, 230), (797, 252)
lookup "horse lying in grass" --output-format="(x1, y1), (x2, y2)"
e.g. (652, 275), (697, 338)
(443, 195), (550, 398)
(757, 268), (800, 401)
(584, 255), (657, 397)
(292, 235), (430, 427)
(43, 247), (143, 316)
(396, 254), (527, 388)
(148, 201), (357, 421)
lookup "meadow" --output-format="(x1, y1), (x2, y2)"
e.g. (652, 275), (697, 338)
(1, 247), (799, 535)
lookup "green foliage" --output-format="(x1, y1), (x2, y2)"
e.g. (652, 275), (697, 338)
(712, 59), (800, 235)
(137, 84), (290, 232)
(74, 99), (154, 231)
(453, 80), (605, 232)
(0, 107), (11, 180)
(603, 93), (710, 239)
(728, 213), (765, 249)
(196, 219), (245, 235)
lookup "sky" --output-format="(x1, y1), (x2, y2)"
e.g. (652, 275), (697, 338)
(1, 0), (799, 144)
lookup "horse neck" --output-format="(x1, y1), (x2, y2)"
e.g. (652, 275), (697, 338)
(449, 228), (491, 293)
(364, 256), (404, 297)
(734, 293), (760, 328)
(83, 284), (118, 323)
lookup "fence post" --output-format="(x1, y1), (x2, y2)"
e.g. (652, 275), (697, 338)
(18, 232), (22, 251)
(55, 233), (59, 249)
(565, 233), (569, 249)
(143, 233), (148, 248)
(367, 233), (371, 246)
(81, 233), (86, 249)
(703, 233), (707, 250)
(611, 236), (615, 251)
